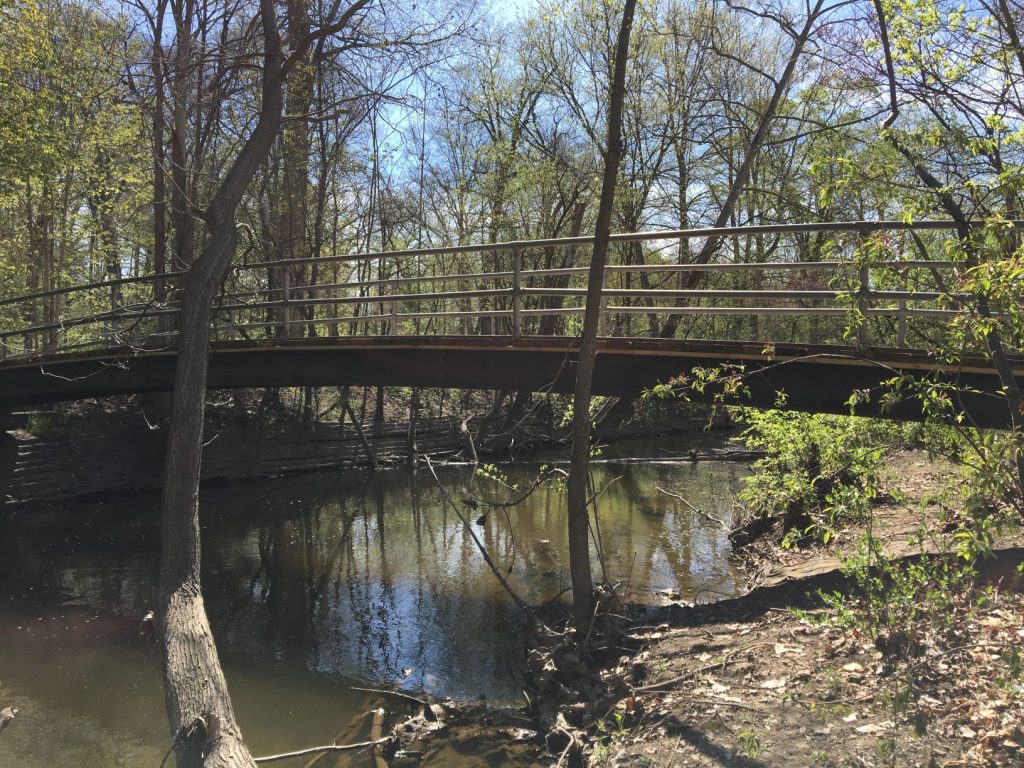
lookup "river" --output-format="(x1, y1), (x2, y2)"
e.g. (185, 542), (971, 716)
(0, 437), (747, 766)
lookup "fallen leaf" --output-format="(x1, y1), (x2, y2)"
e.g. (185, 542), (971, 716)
(855, 721), (894, 734)
(761, 678), (786, 690)
(971, 709), (999, 726)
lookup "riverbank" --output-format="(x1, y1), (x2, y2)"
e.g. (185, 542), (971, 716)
(1, 395), (729, 507)
(588, 450), (1024, 767)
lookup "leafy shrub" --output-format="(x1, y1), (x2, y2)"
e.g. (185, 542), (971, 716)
(735, 410), (902, 546)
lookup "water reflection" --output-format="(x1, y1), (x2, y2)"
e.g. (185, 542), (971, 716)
(0, 448), (745, 766)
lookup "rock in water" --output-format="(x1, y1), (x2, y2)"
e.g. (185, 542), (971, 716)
(0, 707), (18, 734)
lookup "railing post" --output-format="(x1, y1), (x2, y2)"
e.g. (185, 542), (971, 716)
(512, 244), (522, 340)
(108, 283), (120, 349)
(857, 264), (870, 353)
(229, 308), (237, 341)
(897, 299), (907, 348)
(281, 268), (292, 340)
(390, 279), (399, 336)
(599, 288), (609, 337)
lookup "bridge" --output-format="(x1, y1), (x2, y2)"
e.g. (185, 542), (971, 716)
(1, 221), (1021, 427)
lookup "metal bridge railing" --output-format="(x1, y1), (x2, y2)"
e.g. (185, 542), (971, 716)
(0, 219), (1015, 362)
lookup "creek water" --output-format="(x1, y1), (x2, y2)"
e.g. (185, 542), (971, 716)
(0, 436), (747, 766)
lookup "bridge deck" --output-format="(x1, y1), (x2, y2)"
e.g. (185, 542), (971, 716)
(1, 336), (1019, 428)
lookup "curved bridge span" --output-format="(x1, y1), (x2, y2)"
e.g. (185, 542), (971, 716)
(0, 336), (1018, 428)
(2, 220), (1022, 427)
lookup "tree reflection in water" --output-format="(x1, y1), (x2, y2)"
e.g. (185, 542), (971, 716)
(0, 447), (746, 765)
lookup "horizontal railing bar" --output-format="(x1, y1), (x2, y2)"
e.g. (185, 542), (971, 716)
(520, 288), (954, 301)
(224, 259), (961, 301)
(219, 309), (515, 332)
(219, 305), (963, 328)
(531, 260), (959, 276)
(323, 270), (514, 290)
(241, 219), (1004, 271)
(0, 220), (977, 312)
(385, 309), (513, 321)
(212, 288), (512, 314)
(520, 306), (961, 317)
(214, 286), (963, 315)
(0, 307), (178, 339)
(0, 270), (186, 309)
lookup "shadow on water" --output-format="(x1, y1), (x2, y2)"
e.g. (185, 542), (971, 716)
(0, 439), (747, 766)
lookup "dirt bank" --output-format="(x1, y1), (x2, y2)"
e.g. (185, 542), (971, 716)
(592, 451), (1024, 767)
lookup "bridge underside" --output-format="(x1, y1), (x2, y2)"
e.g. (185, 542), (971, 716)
(0, 336), (1019, 428)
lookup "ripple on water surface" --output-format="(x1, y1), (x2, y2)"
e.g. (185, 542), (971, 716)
(0, 442), (746, 766)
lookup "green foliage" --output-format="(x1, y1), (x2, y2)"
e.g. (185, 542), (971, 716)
(818, 529), (977, 652)
(475, 462), (518, 490)
(25, 408), (113, 439)
(737, 410), (901, 545)
(737, 730), (763, 759)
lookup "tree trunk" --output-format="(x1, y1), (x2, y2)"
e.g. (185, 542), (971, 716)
(159, 226), (259, 768)
(157, 4), (286, 765)
(566, 0), (636, 628)
(280, 0), (313, 335)
(150, 0), (169, 331)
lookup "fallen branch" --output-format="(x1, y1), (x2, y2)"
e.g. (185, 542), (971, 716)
(656, 487), (731, 533)
(253, 736), (391, 764)
(425, 455), (530, 612)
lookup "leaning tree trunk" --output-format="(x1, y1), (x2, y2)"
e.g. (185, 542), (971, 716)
(659, 0), (826, 339)
(157, 2), (286, 765)
(566, 0), (636, 628)
(159, 227), (260, 768)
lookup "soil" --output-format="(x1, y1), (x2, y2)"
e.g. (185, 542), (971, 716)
(587, 451), (1024, 767)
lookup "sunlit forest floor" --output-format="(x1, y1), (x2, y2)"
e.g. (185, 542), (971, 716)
(607, 451), (1024, 767)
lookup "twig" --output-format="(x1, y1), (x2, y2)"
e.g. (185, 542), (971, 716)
(158, 717), (206, 768)
(481, 466), (568, 508)
(350, 686), (428, 708)
(633, 656), (736, 692)
(424, 456), (530, 612)
(656, 486), (731, 533)
(554, 728), (579, 768)
(253, 736), (391, 764)
(676, 696), (766, 712)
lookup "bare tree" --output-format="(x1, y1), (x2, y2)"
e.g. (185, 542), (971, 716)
(659, 0), (834, 338)
(566, 0), (637, 628)
(155, 2), (369, 766)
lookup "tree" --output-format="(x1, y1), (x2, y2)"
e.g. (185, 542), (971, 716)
(865, 0), (1024, 493)
(566, 0), (637, 628)
(154, 2), (369, 765)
